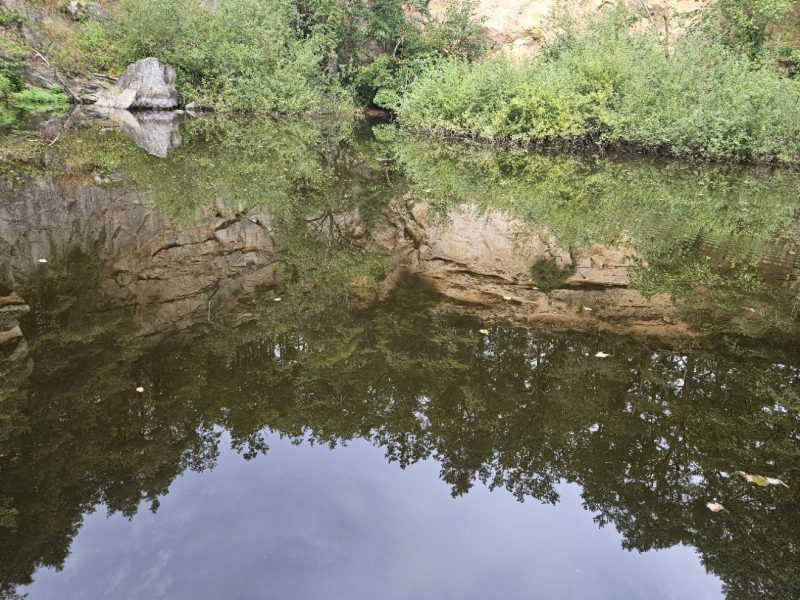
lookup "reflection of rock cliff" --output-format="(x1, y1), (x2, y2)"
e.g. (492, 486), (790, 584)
(343, 201), (690, 341)
(306, 199), (690, 340)
(0, 178), (748, 351)
(0, 294), (29, 363)
(0, 179), (278, 337)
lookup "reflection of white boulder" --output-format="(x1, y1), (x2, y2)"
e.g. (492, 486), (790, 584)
(90, 107), (182, 157)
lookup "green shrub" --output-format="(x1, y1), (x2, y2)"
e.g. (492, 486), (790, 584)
(116, 0), (345, 113)
(0, 7), (24, 27)
(77, 21), (117, 72)
(114, 0), (486, 112)
(704, 0), (795, 59)
(397, 9), (800, 163)
(0, 72), (15, 97)
(349, 0), (487, 109)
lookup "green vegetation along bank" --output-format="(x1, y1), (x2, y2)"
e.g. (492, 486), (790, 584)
(3, 0), (800, 163)
(397, 6), (800, 163)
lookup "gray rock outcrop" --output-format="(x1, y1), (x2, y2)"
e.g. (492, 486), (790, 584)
(96, 58), (178, 110)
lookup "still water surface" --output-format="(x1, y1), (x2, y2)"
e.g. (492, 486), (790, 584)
(24, 435), (720, 600)
(0, 112), (798, 599)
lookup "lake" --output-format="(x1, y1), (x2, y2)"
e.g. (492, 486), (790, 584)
(0, 110), (798, 599)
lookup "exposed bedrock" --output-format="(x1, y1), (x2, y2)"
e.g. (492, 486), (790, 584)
(429, 0), (705, 57)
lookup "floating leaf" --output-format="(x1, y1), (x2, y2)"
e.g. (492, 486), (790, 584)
(736, 471), (788, 488)
(765, 477), (790, 489)
(594, 352), (612, 358)
(135, 387), (145, 393)
(479, 329), (490, 335)
(706, 502), (726, 513)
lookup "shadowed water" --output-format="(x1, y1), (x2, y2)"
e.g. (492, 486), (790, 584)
(0, 114), (798, 600)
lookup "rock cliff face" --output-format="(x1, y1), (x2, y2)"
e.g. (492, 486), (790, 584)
(430, 0), (706, 56)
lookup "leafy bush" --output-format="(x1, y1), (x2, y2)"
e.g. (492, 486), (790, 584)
(76, 21), (117, 72)
(704, 0), (795, 58)
(350, 0), (488, 109)
(397, 9), (800, 163)
(114, 0), (486, 113)
(116, 0), (345, 113)
(0, 7), (24, 27)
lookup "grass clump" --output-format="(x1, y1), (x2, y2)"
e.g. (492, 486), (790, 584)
(397, 9), (800, 163)
(7, 86), (69, 111)
(0, 61), (68, 127)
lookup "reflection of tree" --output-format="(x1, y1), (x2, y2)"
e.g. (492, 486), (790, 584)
(0, 259), (221, 595)
(2, 262), (799, 598)
(2, 117), (800, 599)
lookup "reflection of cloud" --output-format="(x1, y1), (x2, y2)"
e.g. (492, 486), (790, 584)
(87, 107), (183, 158)
(21, 436), (722, 600)
(136, 549), (175, 598)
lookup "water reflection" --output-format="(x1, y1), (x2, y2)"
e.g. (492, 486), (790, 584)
(0, 116), (799, 599)
(2, 274), (799, 598)
(87, 107), (183, 158)
(22, 437), (722, 600)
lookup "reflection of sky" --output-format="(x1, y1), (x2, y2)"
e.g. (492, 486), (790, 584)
(22, 434), (722, 600)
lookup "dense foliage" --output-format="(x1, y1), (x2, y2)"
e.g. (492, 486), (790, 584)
(705, 0), (797, 63)
(397, 9), (800, 162)
(115, 0), (342, 112)
(4, 0), (800, 163)
(114, 0), (485, 113)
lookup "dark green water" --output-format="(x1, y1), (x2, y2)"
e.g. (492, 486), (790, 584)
(0, 112), (798, 599)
